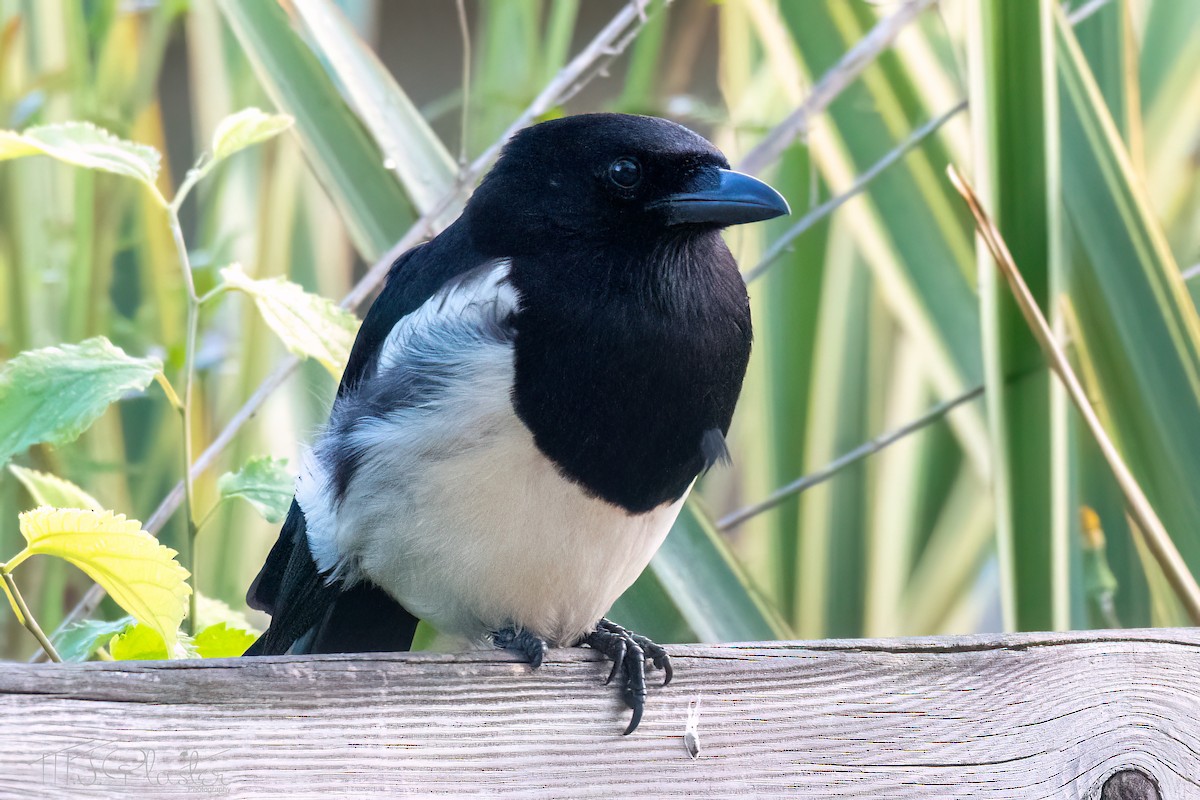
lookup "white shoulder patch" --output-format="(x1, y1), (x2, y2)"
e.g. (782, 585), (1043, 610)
(377, 260), (518, 375)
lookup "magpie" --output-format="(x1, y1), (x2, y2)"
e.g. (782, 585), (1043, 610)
(244, 113), (788, 734)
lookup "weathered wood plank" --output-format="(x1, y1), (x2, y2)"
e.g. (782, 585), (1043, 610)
(0, 629), (1196, 798)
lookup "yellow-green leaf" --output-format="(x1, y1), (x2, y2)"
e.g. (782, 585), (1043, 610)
(221, 263), (359, 376)
(217, 455), (292, 523)
(0, 121), (161, 187)
(211, 107), (294, 164)
(12, 508), (190, 654)
(194, 623), (257, 658)
(108, 623), (169, 661)
(7, 465), (103, 510)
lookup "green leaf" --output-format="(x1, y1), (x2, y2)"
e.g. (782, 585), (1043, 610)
(217, 455), (293, 524)
(608, 567), (697, 645)
(108, 622), (169, 660)
(290, 0), (456, 217)
(631, 502), (791, 643)
(0, 337), (162, 468)
(194, 594), (260, 636)
(970, 0), (1067, 631)
(221, 264), (359, 377)
(11, 507), (191, 654)
(216, 0), (414, 261)
(0, 121), (161, 187)
(7, 465), (103, 510)
(211, 107), (295, 164)
(193, 622), (257, 658)
(51, 616), (135, 662)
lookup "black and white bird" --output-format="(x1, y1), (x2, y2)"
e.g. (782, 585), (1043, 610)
(244, 113), (788, 733)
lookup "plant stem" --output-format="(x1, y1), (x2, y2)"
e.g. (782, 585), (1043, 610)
(198, 284), (231, 306)
(454, 0), (471, 169)
(164, 202), (202, 635)
(153, 371), (184, 413)
(169, 163), (211, 217)
(0, 567), (62, 662)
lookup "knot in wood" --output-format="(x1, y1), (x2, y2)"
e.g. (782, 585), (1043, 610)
(1101, 769), (1161, 800)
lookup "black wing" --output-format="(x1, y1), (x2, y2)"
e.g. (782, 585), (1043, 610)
(244, 221), (482, 655)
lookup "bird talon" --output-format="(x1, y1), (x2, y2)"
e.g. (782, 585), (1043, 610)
(604, 652), (623, 685)
(581, 617), (669, 734)
(492, 626), (549, 671)
(623, 704), (644, 736)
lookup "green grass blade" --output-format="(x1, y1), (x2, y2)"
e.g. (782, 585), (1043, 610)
(216, 0), (413, 261)
(638, 501), (792, 643)
(1056, 7), (1200, 579)
(758, 146), (829, 615)
(969, 0), (1067, 631)
(1138, 0), (1200, 257)
(776, 1), (988, 473)
(290, 0), (456, 216)
(796, 229), (874, 639)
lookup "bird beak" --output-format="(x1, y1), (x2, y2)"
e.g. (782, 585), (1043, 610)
(655, 168), (790, 226)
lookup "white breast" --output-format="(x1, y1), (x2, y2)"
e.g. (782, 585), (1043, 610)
(296, 261), (685, 646)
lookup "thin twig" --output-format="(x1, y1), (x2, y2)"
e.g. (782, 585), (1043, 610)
(455, 0), (471, 170)
(47, 0), (672, 643)
(738, 0), (939, 177)
(717, 385), (984, 531)
(742, 99), (968, 283)
(2, 569), (62, 662)
(1183, 262), (1200, 283)
(947, 164), (1200, 625)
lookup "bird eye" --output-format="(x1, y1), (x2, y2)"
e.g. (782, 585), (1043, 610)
(608, 157), (641, 189)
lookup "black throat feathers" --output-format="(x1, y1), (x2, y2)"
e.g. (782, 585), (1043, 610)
(506, 230), (752, 514)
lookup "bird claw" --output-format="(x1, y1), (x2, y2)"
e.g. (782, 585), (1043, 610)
(581, 618), (672, 734)
(492, 626), (548, 670)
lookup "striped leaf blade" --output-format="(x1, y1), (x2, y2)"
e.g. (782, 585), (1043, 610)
(1056, 7), (1200, 581)
(216, 0), (413, 262)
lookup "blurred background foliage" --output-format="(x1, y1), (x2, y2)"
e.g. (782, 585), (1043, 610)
(1, 0), (1198, 659)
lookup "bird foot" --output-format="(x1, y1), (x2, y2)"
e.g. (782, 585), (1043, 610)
(581, 618), (672, 735)
(492, 626), (549, 670)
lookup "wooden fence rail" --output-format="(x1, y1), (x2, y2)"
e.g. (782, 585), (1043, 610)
(0, 628), (1196, 798)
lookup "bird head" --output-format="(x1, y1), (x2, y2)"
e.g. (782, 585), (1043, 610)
(465, 113), (789, 256)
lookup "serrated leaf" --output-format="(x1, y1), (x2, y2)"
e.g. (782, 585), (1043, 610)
(217, 455), (292, 523)
(211, 107), (294, 164)
(13, 508), (190, 654)
(0, 121), (161, 186)
(194, 623), (258, 659)
(220, 264), (359, 376)
(0, 337), (162, 467)
(7, 465), (103, 510)
(51, 616), (135, 662)
(108, 622), (169, 660)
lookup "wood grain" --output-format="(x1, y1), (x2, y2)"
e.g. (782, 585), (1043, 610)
(1, 629), (1197, 798)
